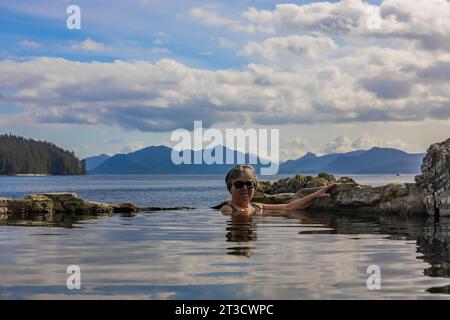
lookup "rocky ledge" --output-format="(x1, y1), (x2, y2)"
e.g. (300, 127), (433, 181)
(0, 192), (191, 221)
(251, 181), (426, 215)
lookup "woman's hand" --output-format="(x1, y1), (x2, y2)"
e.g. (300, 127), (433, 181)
(313, 183), (338, 199)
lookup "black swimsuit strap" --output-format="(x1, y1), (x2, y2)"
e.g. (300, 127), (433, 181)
(227, 202), (239, 214)
(251, 203), (262, 214)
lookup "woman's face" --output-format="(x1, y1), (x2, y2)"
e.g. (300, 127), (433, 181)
(230, 174), (256, 203)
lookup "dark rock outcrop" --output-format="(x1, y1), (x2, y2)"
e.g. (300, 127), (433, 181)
(415, 138), (450, 216)
(0, 193), (113, 221)
(251, 182), (426, 215)
(256, 173), (355, 194)
(301, 182), (425, 215)
(0, 193), (192, 221)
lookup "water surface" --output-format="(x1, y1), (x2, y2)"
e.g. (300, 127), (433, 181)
(1, 174), (449, 299)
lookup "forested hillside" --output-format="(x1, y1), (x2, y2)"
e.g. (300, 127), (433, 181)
(0, 134), (85, 175)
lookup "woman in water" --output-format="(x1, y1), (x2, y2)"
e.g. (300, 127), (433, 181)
(221, 164), (337, 215)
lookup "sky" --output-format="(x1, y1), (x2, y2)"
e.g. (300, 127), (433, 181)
(0, 0), (450, 160)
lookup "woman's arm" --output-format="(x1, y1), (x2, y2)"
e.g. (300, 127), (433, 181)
(262, 183), (337, 211)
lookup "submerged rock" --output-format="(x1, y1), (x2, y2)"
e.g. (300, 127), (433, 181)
(415, 138), (450, 216)
(113, 201), (140, 214)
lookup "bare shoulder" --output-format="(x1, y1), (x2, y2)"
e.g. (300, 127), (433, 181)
(220, 204), (233, 215)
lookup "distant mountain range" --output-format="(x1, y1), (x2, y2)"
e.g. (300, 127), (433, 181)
(279, 147), (424, 174)
(84, 145), (425, 175)
(86, 145), (272, 174)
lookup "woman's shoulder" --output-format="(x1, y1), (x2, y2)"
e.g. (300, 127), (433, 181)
(220, 202), (235, 215)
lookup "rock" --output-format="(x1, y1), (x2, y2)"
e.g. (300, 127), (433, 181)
(0, 193), (114, 221)
(336, 176), (356, 184)
(317, 172), (336, 181)
(256, 180), (273, 194)
(0, 192), (195, 221)
(302, 183), (425, 215)
(415, 138), (450, 216)
(113, 202), (140, 213)
(304, 177), (329, 188)
(271, 177), (291, 194)
(256, 173), (349, 195)
(252, 192), (296, 204)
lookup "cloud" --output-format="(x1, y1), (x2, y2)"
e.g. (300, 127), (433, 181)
(190, 7), (274, 33)
(150, 47), (172, 54)
(71, 38), (106, 51)
(242, 0), (450, 50)
(0, 48), (450, 132)
(416, 61), (450, 82)
(18, 40), (42, 49)
(360, 75), (412, 99)
(320, 133), (412, 154)
(280, 137), (313, 160)
(120, 141), (146, 153)
(352, 133), (411, 150)
(241, 35), (338, 60)
(321, 136), (354, 154)
(1, 1), (450, 133)
(218, 37), (238, 50)
(153, 32), (169, 46)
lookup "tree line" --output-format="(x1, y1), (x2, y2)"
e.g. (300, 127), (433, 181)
(0, 134), (85, 175)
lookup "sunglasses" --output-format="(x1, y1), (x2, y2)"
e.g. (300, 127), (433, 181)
(232, 180), (257, 189)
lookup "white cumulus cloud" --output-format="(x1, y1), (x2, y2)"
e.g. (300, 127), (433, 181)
(71, 38), (106, 51)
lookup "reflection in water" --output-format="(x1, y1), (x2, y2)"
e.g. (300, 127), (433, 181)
(318, 212), (450, 293)
(0, 213), (110, 228)
(419, 219), (450, 277)
(225, 214), (257, 257)
(418, 217), (450, 294)
(3, 209), (450, 298)
(0, 211), (141, 229)
(224, 210), (450, 296)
